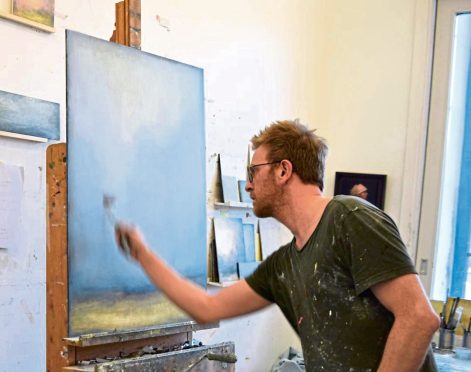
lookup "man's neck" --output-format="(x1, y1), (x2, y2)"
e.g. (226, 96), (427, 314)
(273, 184), (332, 250)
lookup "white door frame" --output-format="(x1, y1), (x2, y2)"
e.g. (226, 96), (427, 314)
(415, 0), (471, 298)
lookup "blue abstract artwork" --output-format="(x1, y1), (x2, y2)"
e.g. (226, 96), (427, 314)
(222, 175), (239, 202)
(237, 261), (260, 278)
(0, 90), (59, 140)
(242, 218), (256, 262)
(238, 180), (252, 203)
(213, 217), (245, 282)
(259, 217), (293, 259)
(66, 31), (206, 336)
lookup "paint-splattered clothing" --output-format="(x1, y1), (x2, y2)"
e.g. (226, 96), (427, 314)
(246, 195), (437, 371)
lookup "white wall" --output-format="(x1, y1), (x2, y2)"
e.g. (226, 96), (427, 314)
(312, 0), (435, 257)
(0, 3), (116, 371)
(314, 0), (415, 216)
(432, 13), (471, 299)
(418, 2), (471, 298)
(0, 5), (67, 372)
(0, 0), (317, 370)
(140, 0), (323, 179)
(0, 0), (436, 371)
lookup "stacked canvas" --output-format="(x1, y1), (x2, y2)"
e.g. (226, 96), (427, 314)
(212, 152), (294, 283)
(259, 218), (293, 259)
(218, 154), (251, 205)
(213, 217), (259, 282)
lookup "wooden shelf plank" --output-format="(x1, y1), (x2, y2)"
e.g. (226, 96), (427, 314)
(0, 130), (48, 142)
(207, 280), (239, 287)
(214, 201), (253, 209)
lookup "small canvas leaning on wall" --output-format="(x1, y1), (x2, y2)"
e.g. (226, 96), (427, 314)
(66, 31), (206, 336)
(0, 90), (59, 140)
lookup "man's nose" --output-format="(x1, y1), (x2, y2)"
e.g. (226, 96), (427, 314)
(245, 181), (253, 192)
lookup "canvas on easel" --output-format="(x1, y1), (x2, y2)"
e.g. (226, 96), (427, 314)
(66, 30), (207, 336)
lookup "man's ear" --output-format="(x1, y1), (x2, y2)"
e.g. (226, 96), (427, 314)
(279, 160), (293, 181)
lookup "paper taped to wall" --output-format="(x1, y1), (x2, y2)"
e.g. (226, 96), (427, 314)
(0, 162), (24, 249)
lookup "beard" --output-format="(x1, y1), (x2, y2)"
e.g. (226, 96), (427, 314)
(253, 199), (274, 218)
(252, 175), (284, 218)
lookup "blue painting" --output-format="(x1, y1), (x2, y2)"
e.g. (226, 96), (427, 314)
(259, 217), (293, 259)
(237, 261), (260, 278)
(222, 175), (239, 202)
(238, 180), (252, 203)
(0, 90), (59, 140)
(213, 217), (245, 282)
(242, 218), (256, 262)
(66, 31), (206, 336)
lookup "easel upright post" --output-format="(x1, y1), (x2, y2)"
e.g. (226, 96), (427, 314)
(109, 0), (141, 49)
(46, 143), (69, 371)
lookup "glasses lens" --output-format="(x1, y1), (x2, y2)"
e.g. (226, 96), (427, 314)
(247, 166), (253, 182)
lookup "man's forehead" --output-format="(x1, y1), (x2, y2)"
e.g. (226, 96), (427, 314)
(252, 145), (269, 162)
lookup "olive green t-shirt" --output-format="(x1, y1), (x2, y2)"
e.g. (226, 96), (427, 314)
(246, 196), (437, 371)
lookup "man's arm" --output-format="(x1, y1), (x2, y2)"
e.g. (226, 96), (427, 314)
(372, 274), (440, 372)
(116, 225), (271, 323)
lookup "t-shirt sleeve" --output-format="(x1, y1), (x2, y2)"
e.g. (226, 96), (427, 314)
(245, 254), (276, 303)
(341, 205), (417, 295)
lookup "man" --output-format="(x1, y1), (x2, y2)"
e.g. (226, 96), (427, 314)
(116, 120), (439, 371)
(351, 183), (369, 200)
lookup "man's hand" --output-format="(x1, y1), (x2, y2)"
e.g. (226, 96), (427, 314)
(112, 224), (271, 324)
(115, 224), (149, 261)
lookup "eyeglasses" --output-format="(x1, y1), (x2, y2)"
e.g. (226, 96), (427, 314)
(246, 161), (281, 182)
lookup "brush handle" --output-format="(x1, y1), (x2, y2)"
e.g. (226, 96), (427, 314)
(118, 230), (132, 258)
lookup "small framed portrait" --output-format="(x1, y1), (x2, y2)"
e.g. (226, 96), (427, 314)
(334, 172), (387, 209)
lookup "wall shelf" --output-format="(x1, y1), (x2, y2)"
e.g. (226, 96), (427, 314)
(207, 280), (239, 288)
(214, 201), (253, 209)
(0, 130), (48, 143)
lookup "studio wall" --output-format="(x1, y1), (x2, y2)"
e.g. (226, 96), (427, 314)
(0, 1), (435, 370)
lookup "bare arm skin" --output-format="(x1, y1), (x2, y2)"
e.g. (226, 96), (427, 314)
(372, 274), (440, 372)
(116, 225), (271, 324)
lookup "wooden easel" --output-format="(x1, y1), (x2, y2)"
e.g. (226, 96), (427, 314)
(47, 5), (235, 369)
(46, 143), (68, 371)
(109, 0), (141, 49)
(45, 144), (195, 369)
(48, 1), (143, 364)
(46, 146), (234, 371)
(47, 7), (142, 365)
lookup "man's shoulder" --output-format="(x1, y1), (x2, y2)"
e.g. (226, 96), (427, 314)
(325, 195), (394, 230)
(253, 241), (293, 278)
(330, 195), (384, 217)
(265, 240), (293, 262)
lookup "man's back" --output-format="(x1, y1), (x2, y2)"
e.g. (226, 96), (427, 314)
(247, 196), (437, 371)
